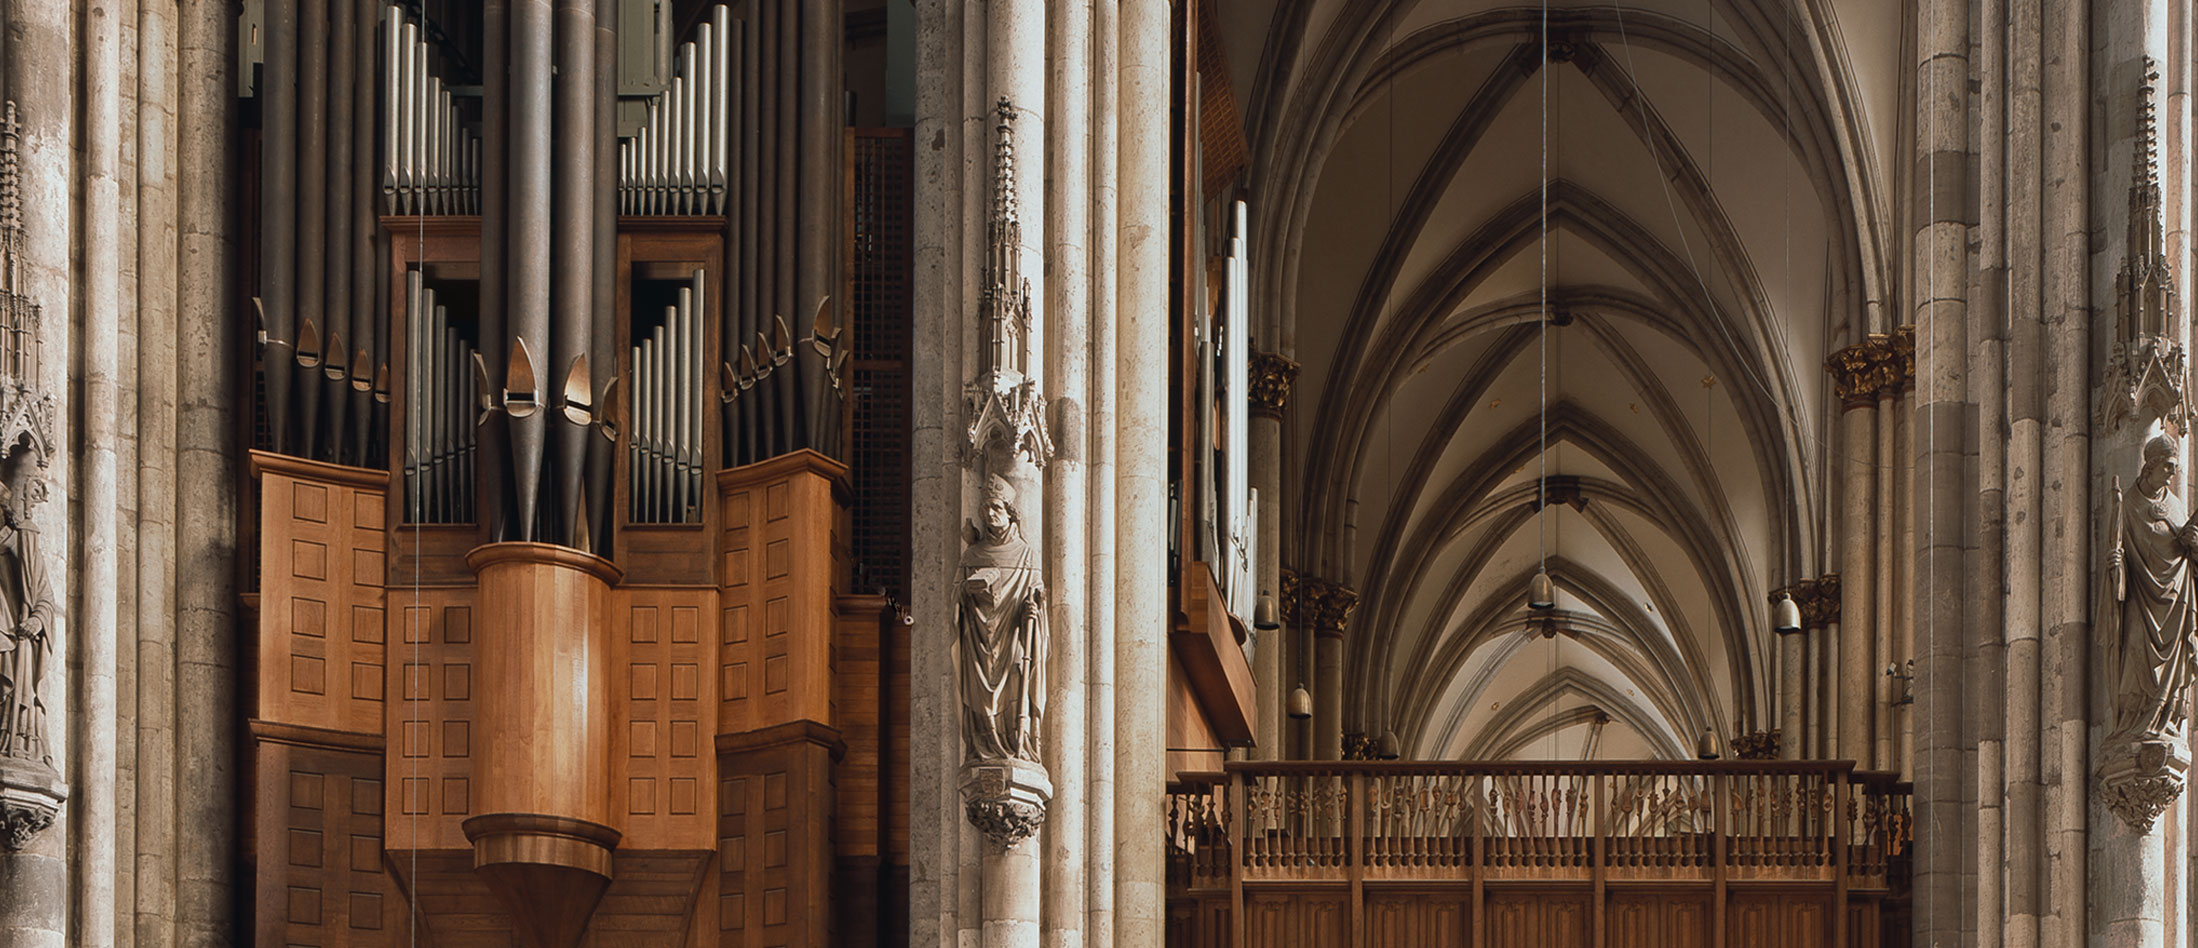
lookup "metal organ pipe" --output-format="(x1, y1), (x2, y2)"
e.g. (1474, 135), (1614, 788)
(401, 274), (478, 524)
(350, 0), (380, 467)
(298, 0), (329, 455)
(325, 0), (355, 463)
(381, 5), (483, 216)
(508, 0), (556, 538)
(589, 9), (618, 552)
(629, 271), (707, 523)
(263, 0), (298, 451)
(617, 7), (732, 215)
(552, 0), (599, 542)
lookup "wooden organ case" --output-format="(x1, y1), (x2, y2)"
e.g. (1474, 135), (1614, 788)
(239, 5), (912, 945)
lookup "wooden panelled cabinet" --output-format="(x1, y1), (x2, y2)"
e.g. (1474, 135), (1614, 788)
(245, 449), (904, 948)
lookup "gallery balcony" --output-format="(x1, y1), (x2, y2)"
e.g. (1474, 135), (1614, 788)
(1165, 760), (1911, 948)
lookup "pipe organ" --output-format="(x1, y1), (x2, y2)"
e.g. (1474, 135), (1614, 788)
(242, 3), (903, 947)
(383, 4), (483, 216)
(629, 268), (707, 523)
(401, 270), (478, 524)
(618, 6), (732, 216)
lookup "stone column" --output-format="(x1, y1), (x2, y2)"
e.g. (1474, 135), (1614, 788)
(133, 3), (182, 946)
(1887, 328), (1916, 779)
(1085, 1), (1117, 941)
(1249, 352), (1296, 759)
(1040, 0), (1090, 941)
(1303, 576), (1355, 761)
(173, 2), (238, 944)
(78, 2), (126, 945)
(1774, 582), (1809, 761)
(1828, 344), (1883, 767)
(1115, 0), (1171, 941)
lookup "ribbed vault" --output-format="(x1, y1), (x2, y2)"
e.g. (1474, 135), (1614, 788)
(1232, 0), (1898, 760)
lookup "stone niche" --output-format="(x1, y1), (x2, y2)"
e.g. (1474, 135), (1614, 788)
(244, 449), (902, 948)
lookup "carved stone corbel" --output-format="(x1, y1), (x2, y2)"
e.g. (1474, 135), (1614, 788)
(0, 101), (63, 851)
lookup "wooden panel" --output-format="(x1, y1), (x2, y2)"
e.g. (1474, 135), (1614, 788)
(1607, 892), (1710, 948)
(831, 595), (893, 948)
(252, 737), (396, 948)
(470, 544), (618, 826)
(1241, 891), (1346, 948)
(717, 727), (838, 948)
(384, 588), (479, 851)
(717, 450), (850, 735)
(614, 586), (721, 849)
(1486, 891), (1589, 948)
(1167, 650), (1225, 777)
(1363, 888), (1471, 947)
(255, 454), (389, 735)
(1727, 891), (1830, 948)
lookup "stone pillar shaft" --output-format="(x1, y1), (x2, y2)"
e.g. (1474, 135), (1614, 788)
(1839, 400), (1876, 766)
(77, 2), (125, 945)
(1315, 631), (1342, 760)
(1040, 0), (1090, 941)
(1114, 0), (1170, 943)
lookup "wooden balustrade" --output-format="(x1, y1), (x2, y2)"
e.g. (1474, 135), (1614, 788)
(1164, 761), (1914, 948)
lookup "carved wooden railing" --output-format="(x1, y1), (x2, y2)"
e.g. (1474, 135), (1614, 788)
(1164, 761), (1912, 891)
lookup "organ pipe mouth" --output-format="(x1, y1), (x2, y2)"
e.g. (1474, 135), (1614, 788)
(504, 337), (540, 417)
(296, 316), (323, 368)
(561, 353), (594, 426)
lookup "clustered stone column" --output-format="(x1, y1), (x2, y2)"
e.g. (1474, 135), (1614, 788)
(910, 2), (1171, 946)
(1769, 576), (1838, 761)
(0, 4), (241, 948)
(1825, 331), (1913, 772)
(1248, 351), (1297, 760)
(1285, 572), (1357, 760)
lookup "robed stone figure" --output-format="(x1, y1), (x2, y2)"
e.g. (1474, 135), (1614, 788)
(2105, 433), (2198, 742)
(959, 474), (1047, 763)
(0, 480), (52, 762)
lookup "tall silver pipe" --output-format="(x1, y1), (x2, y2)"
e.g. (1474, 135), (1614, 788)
(264, 0), (299, 451)
(481, 0), (512, 532)
(695, 24), (715, 216)
(325, 0), (355, 461)
(711, 6), (730, 213)
(382, 6), (401, 199)
(396, 18), (417, 211)
(679, 292), (695, 517)
(798, 0), (842, 455)
(735, 13), (757, 463)
(773, 0), (799, 452)
(436, 310), (452, 521)
(688, 272), (707, 505)
(629, 343), (644, 520)
(403, 270), (425, 519)
(349, 0), (378, 467)
(589, 10), (617, 550)
(509, 0), (557, 539)
(552, 0), (598, 543)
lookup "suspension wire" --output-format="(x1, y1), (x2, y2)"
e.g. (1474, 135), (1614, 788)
(1537, 0), (1549, 571)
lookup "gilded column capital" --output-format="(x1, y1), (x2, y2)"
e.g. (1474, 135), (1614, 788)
(1249, 351), (1300, 419)
(1283, 569), (1358, 638)
(1826, 337), (1900, 408)
(1888, 326), (1916, 395)
(1807, 573), (1840, 629)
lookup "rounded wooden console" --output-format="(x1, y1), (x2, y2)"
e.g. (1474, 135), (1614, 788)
(462, 542), (624, 948)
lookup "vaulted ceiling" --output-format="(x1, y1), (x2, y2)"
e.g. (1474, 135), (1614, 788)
(1230, 0), (1903, 759)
